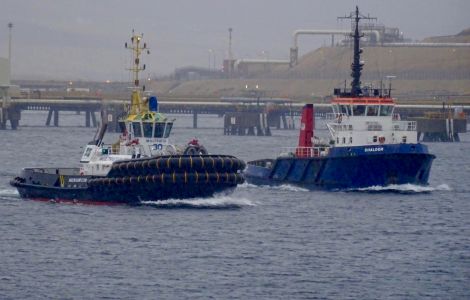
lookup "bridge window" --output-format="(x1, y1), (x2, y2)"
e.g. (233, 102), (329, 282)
(402, 136), (407, 143)
(380, 105), (394, 116)
(340, 105), (351, 116)
(366, 105), (379, 116)
(163, 122), (173, 138)
(83, 147), (92, 158)
(332, 105), (339, 115)
(154, 123), (165, 138)
(132, 122), (142, 137)
(143, 122), (153, 138)
(352, 105), (366, 116)
(118, 121), (126, 133)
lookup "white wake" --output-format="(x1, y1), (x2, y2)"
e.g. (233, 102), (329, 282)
(140, 195), (255, 209)
(237, 182), (309, 192)
(0, 188), (19, 197)
(351, 183), (451, 193)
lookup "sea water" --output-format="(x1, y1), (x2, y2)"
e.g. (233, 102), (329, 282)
(0, 112), (469, 299)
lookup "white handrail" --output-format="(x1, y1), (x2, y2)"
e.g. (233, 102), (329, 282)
(279, 146), (330, 158)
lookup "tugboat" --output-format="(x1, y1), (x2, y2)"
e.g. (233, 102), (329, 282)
(245, 7), (435, 190)
(10, 31), (245, 204)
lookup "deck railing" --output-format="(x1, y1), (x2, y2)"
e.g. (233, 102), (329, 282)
(328, 123), (353, 131)
(392, 121), (416, 131)
(100, 144), (121, 155)
(279, 146), (330, 158)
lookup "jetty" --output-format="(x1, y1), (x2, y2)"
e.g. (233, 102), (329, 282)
(0, 97), (467, 141)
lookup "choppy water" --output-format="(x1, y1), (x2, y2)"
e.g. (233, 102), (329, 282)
(1, 112), (469, 299)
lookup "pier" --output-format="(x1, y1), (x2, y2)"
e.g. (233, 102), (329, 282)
(1, 98), (468, 140)
(0, 97), (298, 132)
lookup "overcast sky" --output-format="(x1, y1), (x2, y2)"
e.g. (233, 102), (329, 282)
(1, 0), (469, 81)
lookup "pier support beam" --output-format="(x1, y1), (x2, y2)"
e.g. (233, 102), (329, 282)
(0, 108), (6, 130)
(85, 110), (90, 127)
(8, 107), (20, 130)
(53, 109), (59, 127)
(84, 110), (97, 127)
(46, 109), (51, 126)
(281, 114), (288, 129)
(91, 111), (97, 127)
(46, 108), (60, 126)
(193, 111), (198, 129)
(411, 115), (466, 143)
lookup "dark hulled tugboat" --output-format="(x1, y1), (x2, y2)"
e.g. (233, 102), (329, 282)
(244, 7), (435, 190)
(10, 31), (245, 204)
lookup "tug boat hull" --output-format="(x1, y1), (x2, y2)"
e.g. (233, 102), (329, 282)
(11, 155), (245, 204)
(245, 144), (434, 190)
(245, 7), (437, 190)
(10, 33), (246, 205)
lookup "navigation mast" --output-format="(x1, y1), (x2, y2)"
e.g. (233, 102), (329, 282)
(338, 6), (376, 96)
(125, 30), (150, 116)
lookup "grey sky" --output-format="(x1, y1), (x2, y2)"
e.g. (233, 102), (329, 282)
(1, 0), (469, 81)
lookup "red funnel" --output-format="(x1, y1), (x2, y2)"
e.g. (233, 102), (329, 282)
(296, 104), (314, 157)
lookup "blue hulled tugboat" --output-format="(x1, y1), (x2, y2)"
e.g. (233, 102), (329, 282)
(10, 32), (245, 204)
(245, 7), (435, 190)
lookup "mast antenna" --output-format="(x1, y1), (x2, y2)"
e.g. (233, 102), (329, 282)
(338, 6), (376, 96)
(125, 31), (150, 115)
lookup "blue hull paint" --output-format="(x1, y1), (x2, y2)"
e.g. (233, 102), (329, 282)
(245, 143), (435, 190)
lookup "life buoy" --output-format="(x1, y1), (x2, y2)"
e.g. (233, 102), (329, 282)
(183, 145), (208, 156)
(379, 136), (385, 144)
(184, 146), (199, 155)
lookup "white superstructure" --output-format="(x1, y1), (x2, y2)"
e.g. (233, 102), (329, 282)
(328, 96), (417, 147)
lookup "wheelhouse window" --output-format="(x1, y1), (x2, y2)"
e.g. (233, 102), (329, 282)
(163, 122), (173, 138)
(340, 105), (351, 116)
(352, 105), (366, 116)
(154, 123), (165, 138)
(332, 105), (339, 115)
(379, 105), (394, 116)
(118, 121), (126, 133)
(83, 147), (92, 158)
(132, 122), (142, 137)
(366, 105), (379, 116)
(143, 122), (153, 138)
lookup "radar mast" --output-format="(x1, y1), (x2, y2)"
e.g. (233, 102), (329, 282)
(125, 30), (150, 116)
(338, 6), (376, 96)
